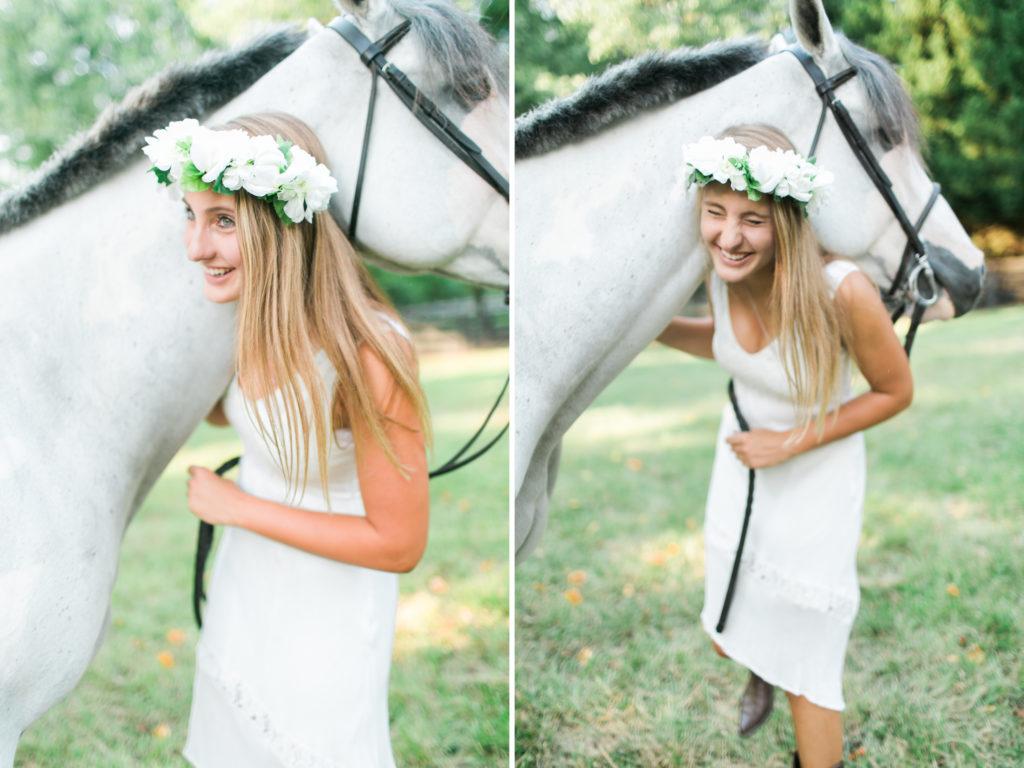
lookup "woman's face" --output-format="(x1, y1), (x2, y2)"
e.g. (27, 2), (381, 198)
(183, 189), (243, 304)
(700, 184), (776, 286)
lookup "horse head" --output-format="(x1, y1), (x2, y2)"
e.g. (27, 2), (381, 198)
(780, 0), (984, 320)
(294, 0), (510, 287)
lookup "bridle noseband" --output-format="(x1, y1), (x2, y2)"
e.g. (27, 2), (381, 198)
(326, 16), (510, 243)
(787, 46), (941, 354)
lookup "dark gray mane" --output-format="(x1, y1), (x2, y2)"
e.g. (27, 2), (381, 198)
(515, 38), (770, 160)
(387, 0), (507, 103)
(515, 33), (922, 160)
(837, 35), (921, 152)
(0, 27), (307, 236)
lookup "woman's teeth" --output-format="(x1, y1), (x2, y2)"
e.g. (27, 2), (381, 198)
(721, 250), (748, 262)
(204, 266), (234, 277)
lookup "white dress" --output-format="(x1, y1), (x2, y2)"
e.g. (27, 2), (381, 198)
(700, 260), (865, 711)
(184, 349), (398, 768)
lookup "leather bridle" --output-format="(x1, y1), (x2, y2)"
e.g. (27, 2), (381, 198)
(787, 46), (941, 354)
(326, 16), (510, 243)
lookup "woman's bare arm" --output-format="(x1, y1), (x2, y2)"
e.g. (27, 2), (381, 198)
(187, 345), (430, 573)
(726, 270), (913, 468)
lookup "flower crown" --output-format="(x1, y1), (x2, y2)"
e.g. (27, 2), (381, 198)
(682, 136), (833, 215)
(142, 119), (338, 225)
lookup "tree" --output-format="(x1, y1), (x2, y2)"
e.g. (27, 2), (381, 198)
(830, 0), (1024, 229)
(0, 0), (206, 186)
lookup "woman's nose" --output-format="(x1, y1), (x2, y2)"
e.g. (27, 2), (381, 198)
(719, 220), (744, 250)
(185, 225), (213, 262)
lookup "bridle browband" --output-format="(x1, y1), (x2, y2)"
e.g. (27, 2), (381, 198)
(787, 45), (941, 355)
(326, 16), (510, 243)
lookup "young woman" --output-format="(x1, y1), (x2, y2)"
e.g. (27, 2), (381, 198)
(658, 125), (913, 768)
(143, 113), (430, 766)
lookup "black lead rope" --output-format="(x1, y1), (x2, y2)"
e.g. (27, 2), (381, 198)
(715, 379), (755, 634)
(193, 455), (239, 628)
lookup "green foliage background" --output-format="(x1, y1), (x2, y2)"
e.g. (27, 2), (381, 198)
(0, 0), (508, 306)
(516, 0), (1024, 232)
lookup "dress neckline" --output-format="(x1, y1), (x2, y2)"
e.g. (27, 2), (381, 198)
(722, 280), (777, 357)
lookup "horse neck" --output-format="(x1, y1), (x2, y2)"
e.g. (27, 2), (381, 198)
(0, 168), (235, 528)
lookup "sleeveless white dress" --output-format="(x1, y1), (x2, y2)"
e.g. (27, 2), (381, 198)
(183, 348), (399, 767)
(700, 260), (865, 711)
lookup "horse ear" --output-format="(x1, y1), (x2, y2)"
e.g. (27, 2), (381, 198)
(332, 0), (367, 16)
(790, 0), (844, 70)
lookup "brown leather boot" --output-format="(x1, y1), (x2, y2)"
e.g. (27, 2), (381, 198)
(738, 670), (774, 737)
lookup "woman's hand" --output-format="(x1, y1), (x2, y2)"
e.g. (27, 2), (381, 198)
(726, 428), (794, 469)
(187, 465), (243, 526)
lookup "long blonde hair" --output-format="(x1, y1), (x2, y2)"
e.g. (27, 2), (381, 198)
(712, 124), (852, 434)
(220, 112), (430, 501)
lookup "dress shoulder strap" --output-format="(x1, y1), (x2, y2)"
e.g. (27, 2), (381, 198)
(823, 259), (860, 296)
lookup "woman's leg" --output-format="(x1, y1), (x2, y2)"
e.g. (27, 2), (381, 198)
(785, 691), (843, 768)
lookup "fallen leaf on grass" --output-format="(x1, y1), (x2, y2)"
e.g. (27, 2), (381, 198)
(946, 583), (961, 597)
(966, 644), (985, 664)
(648, 551), (666, 566)
(534, 581), (547, 592)
(156, 651), (175, 669)
(665, 542), (680, 557)
(564, 588), (583, 605)
(152, 723), (171, 739)
(577, 647), (593, 666)
(479, 560), (493, 573)
(1014, 708), (1024, 720)
(625, 457), (643, 471)
(166, 628), (186, 646)
(567, 570), (586, 586)
(569, 498), (581, 510)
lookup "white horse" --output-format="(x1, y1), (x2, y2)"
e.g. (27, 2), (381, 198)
(513, 0), (984, 561)
(0, 0), (507, 761)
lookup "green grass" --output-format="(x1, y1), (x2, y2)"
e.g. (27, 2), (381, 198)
(515, 305), (1024, 768)
(15, 346), (509, 768)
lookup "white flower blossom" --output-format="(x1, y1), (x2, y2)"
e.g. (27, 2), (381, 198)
(142, 118), (199, 174)
(747, 145), (787, 195)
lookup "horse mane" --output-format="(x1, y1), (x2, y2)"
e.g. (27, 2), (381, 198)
(837, 35), (921, 152)
(515, 32), (923, 161)
(385, 0), (508, 103)
(0, 26), (307, 236)
(515, 37), (770, 160)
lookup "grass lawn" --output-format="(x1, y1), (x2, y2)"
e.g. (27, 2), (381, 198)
(14, 345), (509, 768)
(515, 305), (1024, 767)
